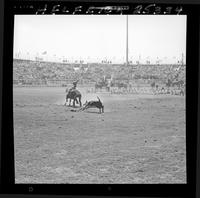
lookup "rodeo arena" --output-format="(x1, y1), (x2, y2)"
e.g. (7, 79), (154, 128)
(13, 57), (186, 184)
(13, 15), (186, 184)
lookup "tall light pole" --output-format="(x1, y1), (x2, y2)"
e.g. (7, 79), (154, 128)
(126, 15), (128, 66)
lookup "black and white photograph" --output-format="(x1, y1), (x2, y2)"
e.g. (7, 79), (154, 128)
(13, 15), (186, 184)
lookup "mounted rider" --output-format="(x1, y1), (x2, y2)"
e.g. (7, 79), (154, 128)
(65, 79), (81, 107)
(69, 79), (79, 92)
(66, 79), (79, 93)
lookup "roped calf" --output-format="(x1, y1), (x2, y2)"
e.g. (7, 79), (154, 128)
(81, 96), (104, 113)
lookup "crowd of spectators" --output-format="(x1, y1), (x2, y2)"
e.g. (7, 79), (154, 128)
(13, 59), (185, 87)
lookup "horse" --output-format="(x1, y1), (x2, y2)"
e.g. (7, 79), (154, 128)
(65, 89), (82, 107)
(95, 82), (107, 92)
(171, 80), (185, 89)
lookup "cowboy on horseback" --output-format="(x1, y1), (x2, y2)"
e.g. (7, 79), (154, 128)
(69, 79), (79, 92)
(65, 79), (79, 93)
(65, 80), (82, 107)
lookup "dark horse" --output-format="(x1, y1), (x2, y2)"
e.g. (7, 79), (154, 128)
(65, 89), (82, 107)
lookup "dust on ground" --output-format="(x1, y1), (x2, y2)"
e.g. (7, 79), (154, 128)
(13, 87), (186, 184)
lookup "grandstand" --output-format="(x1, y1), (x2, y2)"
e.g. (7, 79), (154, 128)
(13, 59), (185, 89)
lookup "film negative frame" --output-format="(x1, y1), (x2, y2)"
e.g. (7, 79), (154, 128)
(1, 0), (200, 197)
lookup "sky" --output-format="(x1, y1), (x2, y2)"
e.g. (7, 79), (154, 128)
(13, 15), (186, 64)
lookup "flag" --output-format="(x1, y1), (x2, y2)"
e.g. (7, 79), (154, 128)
(42, 51), (47, 55)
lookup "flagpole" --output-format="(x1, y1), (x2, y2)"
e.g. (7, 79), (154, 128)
(126, 15), (128, 67)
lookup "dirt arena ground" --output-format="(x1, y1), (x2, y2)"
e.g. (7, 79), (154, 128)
(13, 87), (186, 184)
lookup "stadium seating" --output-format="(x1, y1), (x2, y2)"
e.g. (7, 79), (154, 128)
(13, 59), (185, 93)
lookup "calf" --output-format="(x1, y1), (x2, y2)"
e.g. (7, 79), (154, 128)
(81, 97), (104, 113)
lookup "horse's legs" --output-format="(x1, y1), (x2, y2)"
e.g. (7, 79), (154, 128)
(69, 98), (72, 106)
(79, 96), (82, 107)
(65, 97), (68, 106)
(73, 99), (76, 107)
